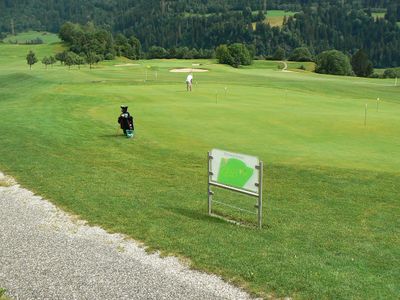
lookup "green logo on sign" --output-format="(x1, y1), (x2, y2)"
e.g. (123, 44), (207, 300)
(217, 158), (254, 188)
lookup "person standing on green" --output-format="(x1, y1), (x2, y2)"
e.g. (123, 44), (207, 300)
(186, 73), (193, 91)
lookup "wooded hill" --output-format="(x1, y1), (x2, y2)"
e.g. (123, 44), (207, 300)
(1, 0), (399, 67)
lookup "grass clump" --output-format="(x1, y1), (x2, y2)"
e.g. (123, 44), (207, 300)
(0, 175), (15, 187)
(0, 288), (10, 300)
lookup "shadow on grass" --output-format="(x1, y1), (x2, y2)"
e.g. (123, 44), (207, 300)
(171, 207), (226, 224)
(172, 207), (267, 230)
(99, 134), (126, 138)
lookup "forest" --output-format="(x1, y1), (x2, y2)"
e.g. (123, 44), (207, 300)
(1, 0), (399, 67)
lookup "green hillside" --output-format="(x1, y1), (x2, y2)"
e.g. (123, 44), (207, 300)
(1, 1), (399, 67)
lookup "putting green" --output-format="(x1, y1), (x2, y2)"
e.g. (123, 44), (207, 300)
(0, 34), (399, 298)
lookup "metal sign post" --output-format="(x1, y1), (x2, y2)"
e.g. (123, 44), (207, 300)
(257, 161), (263, 229)
(208, 151), (213, 215)
(208, 149), (263, 228)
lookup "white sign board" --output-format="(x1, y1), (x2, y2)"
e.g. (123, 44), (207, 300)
(210, 149), (260, 194)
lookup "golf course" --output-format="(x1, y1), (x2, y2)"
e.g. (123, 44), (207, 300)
(0, 33), (399, 299)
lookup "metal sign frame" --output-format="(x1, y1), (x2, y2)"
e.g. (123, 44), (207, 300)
(207, 151), (263, 228)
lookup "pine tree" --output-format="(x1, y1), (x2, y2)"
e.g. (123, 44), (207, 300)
(351, 49), (373, 77)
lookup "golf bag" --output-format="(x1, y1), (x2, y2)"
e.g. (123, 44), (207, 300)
(118, 112), (134, 138)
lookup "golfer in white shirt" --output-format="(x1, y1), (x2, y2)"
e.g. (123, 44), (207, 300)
(186, 73), (193, 91)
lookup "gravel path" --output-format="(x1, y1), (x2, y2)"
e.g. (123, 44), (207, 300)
(280, 61), (292, 73)
(0, 172), (252, 300)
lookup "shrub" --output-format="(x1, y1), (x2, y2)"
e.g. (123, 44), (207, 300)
(289, 47), (313, 62)
(105, 53), (115, 60)
(147, 46), (167, 59)
(383, 68), (400, 78)
(272, 46), (285, 60)
(228, 43), (252, 67)
(368, 73), (380, 78)
(55, 51), (68, 64)
(315, 50), (353, 76)
(216, 44), (233, 65)
(216, 43), (253, 68)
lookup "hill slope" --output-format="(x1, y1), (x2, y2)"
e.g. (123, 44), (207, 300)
(1, 0), (400, 67)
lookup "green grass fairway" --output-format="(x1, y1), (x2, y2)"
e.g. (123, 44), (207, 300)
(266, 10), (297, 27)
(371, 12), (386, 20)
(3, 31), (60, 44)
(252, 10), (297, 28)
(0, 33), (399, 298)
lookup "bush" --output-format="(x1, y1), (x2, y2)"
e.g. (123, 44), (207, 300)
(272, 46), (285, 60)
(216, 43), (253, 68)
(65, 51), (78, 68)
(165, 47), (213, 59)
(289, 47), (313, 62)
(383, 68), (400, 78)
(183, 48), (196, 59)
(147, 46), (167, 59)
(105, 53), (115, 60)
(174, 47), (189, 59)
(198, 48), (214, 59)
(315, 50), (353, 76)
(228, 43), (252, 67)
(368, 73), (381, 78)
(55, 51), (68, 64)
(216, 44), (233, 65)
(85, 52), (101, 68)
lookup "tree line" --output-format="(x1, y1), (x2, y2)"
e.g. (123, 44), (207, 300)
(27, 44), (399, 79)
(25, 17), (394, 79)
(26, 50), (100, 70)
(57, 22), (215, 61)
(26, 19), (393, 78)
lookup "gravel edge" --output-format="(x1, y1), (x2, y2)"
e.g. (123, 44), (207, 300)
(0, 171), (256, 300)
